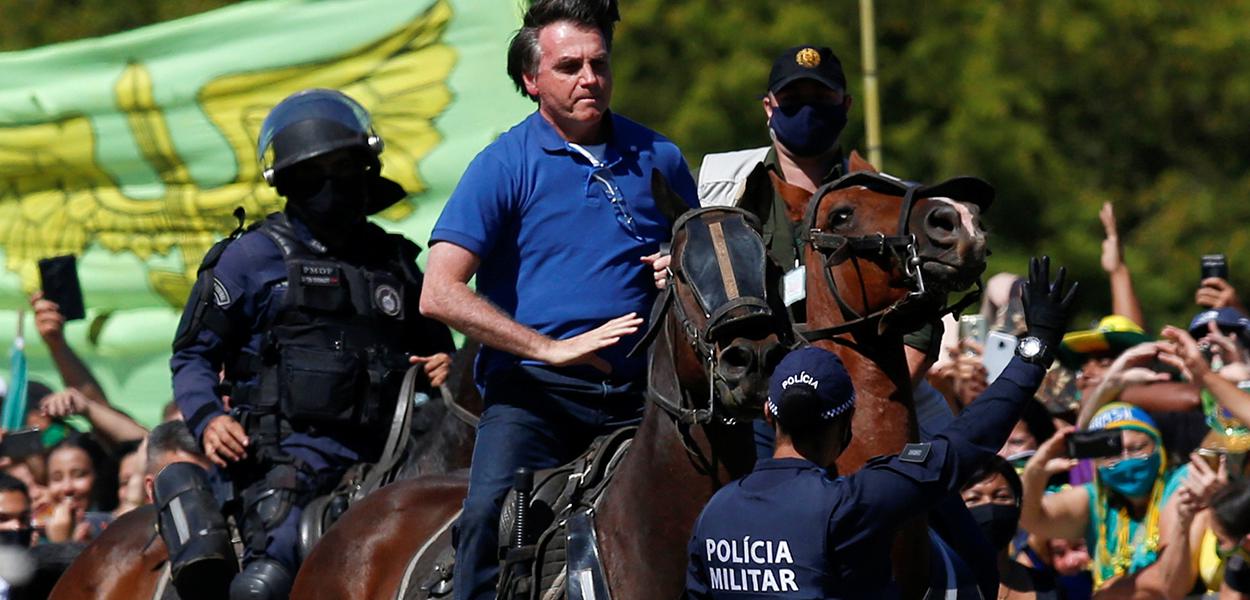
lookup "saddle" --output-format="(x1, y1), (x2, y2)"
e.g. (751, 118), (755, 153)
(409, 427), (636, 600)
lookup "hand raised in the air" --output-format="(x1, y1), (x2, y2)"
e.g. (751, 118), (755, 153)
(1021, 256), (1079, 350)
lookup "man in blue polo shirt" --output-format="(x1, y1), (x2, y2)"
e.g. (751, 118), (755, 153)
(419, 1), (696, 598)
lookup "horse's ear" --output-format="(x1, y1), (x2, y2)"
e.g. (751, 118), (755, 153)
(848, 150), (878, 174)
(733, 162), (773, 225)
(650, 168), (691, 228)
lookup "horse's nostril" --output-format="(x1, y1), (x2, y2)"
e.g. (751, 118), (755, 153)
(926, 206), (958, 235)
(720, 345), (755, 372)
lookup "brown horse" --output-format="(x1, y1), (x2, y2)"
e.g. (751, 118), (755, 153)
(46, 358), (483, 600)
(786, 165), (991, 598)
(290, 182), (788, 599)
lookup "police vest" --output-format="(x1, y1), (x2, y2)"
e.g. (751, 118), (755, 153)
(245, 213), (416, 431)
(691, 459), (841, 599)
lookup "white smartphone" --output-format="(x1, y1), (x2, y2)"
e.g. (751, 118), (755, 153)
(983, 331), (1019, 383)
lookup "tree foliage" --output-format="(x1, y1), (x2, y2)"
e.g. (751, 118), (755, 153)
(6, 0), (1250, 329)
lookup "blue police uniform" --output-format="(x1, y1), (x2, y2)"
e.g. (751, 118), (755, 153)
(431, 110), (696, 599)
(687, 358), (1044, 599)
(171, 213), (454, 573)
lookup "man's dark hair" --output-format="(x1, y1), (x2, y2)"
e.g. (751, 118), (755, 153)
(506, 0), (620, 101)
(0, 472), (29, 500)
(1212, 476), (1250, 540)
(145, 421), (204, 473)
(960, 454), (1023, 505)
(23, 380), (53, 413)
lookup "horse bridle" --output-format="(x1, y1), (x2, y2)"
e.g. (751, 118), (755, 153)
(631, 206), (772, 426)
(794, 171), (990, 343)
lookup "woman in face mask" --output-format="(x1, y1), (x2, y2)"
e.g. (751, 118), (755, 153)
(961, 455), (1059, 599)
(1020, 403), (1189, 597)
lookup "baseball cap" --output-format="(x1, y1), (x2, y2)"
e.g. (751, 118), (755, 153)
(1188, 307), (1250, 340)
(1057, 315), (1152, 369)
(767, 347), (855, 426)
(767, 45), (847, 95)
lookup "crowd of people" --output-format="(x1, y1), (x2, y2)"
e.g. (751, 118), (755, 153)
(2, 1), (1250, 599)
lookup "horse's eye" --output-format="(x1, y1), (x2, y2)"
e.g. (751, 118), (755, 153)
(828, 207), (853, 228)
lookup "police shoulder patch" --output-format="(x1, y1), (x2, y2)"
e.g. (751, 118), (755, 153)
(212, 277), (232, 307)
(899, 443), (931, 464)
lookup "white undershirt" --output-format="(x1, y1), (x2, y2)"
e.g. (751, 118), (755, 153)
(568, 142), (608, 166)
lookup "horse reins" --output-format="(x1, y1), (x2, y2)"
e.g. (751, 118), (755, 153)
(794, 172), (985, 343)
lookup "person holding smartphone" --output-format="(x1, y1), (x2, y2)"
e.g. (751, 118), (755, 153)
(1020, 403), (1188, 596)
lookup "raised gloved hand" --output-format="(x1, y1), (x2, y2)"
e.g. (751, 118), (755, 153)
(1021, 256), (1079, 357)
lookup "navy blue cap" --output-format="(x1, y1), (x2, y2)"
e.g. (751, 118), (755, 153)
(767, 45), (847, 94)
(767, 347), (855, 423)
(1189, 307), (1250, 338)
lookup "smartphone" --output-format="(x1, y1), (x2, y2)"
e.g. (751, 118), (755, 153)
(959, 314), (987, 348)
(0, 428), (44, 460)
(37, 255), (86, 321)
(1201, 254), (1230, 282)
(1197, 448), (1226, 471)
(983, 331), (1018, 383)
(1067, 429), (1124, 459)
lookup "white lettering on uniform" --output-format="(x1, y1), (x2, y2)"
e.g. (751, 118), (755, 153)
(775, 540), (793, 563)
(703, 537), (802, 593)
(780, 569), (798, 592)
(750, 539), (766, 563)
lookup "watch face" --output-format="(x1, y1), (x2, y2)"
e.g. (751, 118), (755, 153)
(1021, 338), (1042, 357)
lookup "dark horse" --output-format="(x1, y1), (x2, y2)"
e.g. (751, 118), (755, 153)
(289, 178), (788, 600)
(46, 364), (483, 600)
(769, 162), (991, 599)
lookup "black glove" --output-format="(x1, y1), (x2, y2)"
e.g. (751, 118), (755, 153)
(1021, 256), (1079, 350)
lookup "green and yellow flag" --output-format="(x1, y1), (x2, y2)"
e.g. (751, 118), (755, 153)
(0, 0), (533, 425)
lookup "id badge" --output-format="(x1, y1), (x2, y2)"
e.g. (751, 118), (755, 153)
(783, 265), (806, 307)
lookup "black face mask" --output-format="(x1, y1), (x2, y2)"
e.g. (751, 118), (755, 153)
(0, 528), (33, 547)
(968, 503), (1021, 550)
(286, 173), (370, 248)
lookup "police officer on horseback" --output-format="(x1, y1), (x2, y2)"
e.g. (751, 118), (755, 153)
(686, 257), (1078, 599)
(166, 88), (454, 600)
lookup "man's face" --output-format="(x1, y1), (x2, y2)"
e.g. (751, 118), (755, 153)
(1075, 354), (1115, 395)
(523, 21), (612, 129)
(763, 80), (848, 121)
(999, 419), (1038, 458)
(0, 490), (30, 532)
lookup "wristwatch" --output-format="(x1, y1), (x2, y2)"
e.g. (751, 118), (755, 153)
(1016, 336), (1052, 367)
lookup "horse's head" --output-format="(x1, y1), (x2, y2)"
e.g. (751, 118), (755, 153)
(800, 171), (992, 334)
(639, 172), (787, 424)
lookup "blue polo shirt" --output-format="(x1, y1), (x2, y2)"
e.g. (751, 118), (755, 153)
(431, 111), (697, 382)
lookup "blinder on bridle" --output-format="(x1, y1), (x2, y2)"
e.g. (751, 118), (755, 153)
(795, 171), (993, 343)
(632, 206), (774, 426)
(672, 208), (771, 340)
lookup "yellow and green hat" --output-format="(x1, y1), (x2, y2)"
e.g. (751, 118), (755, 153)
(1057, 315), (1152, 369)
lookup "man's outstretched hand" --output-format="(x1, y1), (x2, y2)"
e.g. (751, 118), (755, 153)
(1022, 256), (1080, 351)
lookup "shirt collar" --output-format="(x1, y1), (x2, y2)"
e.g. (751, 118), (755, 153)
(531, 110), (630, 161)
(752, 456), (827, 473)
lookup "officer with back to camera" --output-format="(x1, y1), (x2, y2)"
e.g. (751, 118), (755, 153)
(164, 89), (455, 600)
(686, 257), (1078, 599)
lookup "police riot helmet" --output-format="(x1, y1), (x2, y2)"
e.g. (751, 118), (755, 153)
(257, 89), (384, 187)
